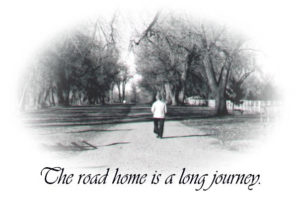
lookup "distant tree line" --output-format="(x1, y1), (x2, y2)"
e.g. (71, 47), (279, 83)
(19, 16), (131, 110)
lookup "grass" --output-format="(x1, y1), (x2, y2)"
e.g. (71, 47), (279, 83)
(182, 114), (272, 151)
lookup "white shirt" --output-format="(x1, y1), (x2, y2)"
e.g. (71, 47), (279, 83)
(151, 100), (167, 118)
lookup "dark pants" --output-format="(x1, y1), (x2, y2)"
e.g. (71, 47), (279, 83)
(153, 118), (165, 138)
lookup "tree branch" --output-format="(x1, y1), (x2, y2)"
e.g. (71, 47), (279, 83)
(132, 11), (161, 46)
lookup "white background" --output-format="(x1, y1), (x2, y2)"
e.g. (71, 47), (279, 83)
(0, 0), (299, 197)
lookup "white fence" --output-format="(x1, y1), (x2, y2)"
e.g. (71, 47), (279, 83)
(185, 98), (281, 114)
(226, 100), (282, 114)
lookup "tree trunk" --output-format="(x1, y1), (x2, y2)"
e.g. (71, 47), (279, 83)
(122, 81), (126, 102)
(116, 82), (122, 102)
(18, 84), (28, 111)
(56, 85), (65, 106)
(178, 57), (191, 105)
(177, 78), (186, 105)
(51, 87), (56, 106)
(164, 83), (177, 105)
(100, 96), (105, 104)
(215, 91), (228, 115)
(43, 88), (51, 106)
(178, 87), (185, 105)
(109, 83), (114, 103)
(63, 90), (70, 106)
(171, 94), (177, 105)
(151, 91), (156, 103)
(37, 91), (44, 108)
(164, 84), (171, 104)
(202, 54), (231, 115)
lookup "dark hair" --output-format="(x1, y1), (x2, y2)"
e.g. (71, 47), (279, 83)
(156, 93), (162, 100)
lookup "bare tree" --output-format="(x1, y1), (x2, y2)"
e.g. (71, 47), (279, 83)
(20, 14), (123, 110)
(193, 25), (255, 114)
(133, 12), (256, 114)
(114, 64), (132, 102)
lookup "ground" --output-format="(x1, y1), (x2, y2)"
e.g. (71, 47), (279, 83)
(23, 105), (274, 172)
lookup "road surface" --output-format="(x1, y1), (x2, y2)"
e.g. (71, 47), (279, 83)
(36, 120), (252, 172)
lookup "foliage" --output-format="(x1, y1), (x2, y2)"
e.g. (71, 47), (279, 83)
(20, 17), (123, 109)
(134, 13), (257, 114)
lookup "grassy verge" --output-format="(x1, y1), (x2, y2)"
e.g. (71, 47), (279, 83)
(182, 114), (272, 151)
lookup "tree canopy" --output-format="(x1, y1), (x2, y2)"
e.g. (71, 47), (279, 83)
(133, 13), (259, 114)
(18, 11), (279, 115)
(19, 16), (130, 110)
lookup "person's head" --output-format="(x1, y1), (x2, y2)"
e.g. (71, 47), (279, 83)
(156, 93), (162, 101)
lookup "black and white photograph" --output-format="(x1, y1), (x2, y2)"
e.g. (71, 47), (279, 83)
(1, 0), (299, 197)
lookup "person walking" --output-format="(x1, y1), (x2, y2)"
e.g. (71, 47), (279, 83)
(151, 93), (167, 138)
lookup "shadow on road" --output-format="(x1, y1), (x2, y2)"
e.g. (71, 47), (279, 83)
(67, 128), (133, 134)
(43, 141), (131, 152)
(103, 142), (130, 147)
(162, 134), (215, 139)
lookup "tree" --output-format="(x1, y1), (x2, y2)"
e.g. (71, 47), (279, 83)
(114, 64), (132, 102)
(185, 24), (254, 115)
(19, 15), (122, 110)
(226, 68), (254, 106)
(134, 14), (197, 105)
(133, 12), (256, 114)
(130, 83), (138, 103)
